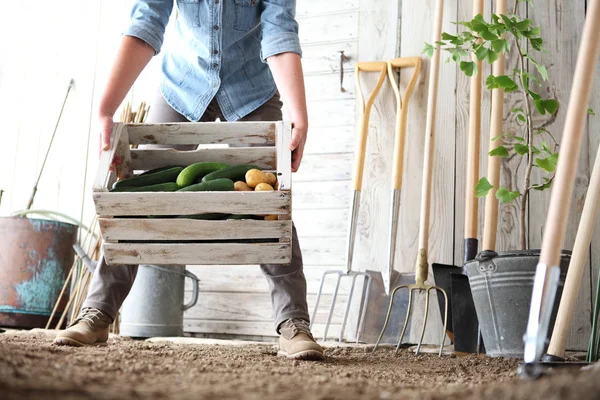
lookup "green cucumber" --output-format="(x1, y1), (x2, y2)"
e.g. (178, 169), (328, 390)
(179, 213), (230, 220)
(110, 182), (180, 192)
(201, 164), (261, 182)
(226, 214), (264, 220)
(140, 165), (183, 176)
(176, 162), (229, 187)
(112, 166), (183, 189)
(176, 178), (235, 192)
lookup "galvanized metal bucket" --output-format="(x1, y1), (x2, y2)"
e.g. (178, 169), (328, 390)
(465, 250), (570, 358)
(119, 264), (200, 338)
(0, 217), (77, 328)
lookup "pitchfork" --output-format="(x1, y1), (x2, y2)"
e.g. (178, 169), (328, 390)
(310, 62), (388, 343)
(373, 0), (448, 356)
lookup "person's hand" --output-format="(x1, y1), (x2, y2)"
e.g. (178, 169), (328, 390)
(98, 114), (123, 170)
(290, 122), (307, 172)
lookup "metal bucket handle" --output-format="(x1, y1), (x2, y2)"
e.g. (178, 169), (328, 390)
(183, 270), (200, 311)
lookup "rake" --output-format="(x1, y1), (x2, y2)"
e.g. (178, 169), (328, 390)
(373, 0), (449, 356)
(310, 62), (388, 343)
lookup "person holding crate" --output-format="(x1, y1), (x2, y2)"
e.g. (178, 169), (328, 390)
(53, 0), (324, 361)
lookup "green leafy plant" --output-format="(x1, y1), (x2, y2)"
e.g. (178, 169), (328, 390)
(428, 2), (561, 249)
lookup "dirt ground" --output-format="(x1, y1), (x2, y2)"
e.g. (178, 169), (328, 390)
(1, 330), (599, 400)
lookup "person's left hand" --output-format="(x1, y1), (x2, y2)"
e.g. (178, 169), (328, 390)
(289, 123), (307, 172)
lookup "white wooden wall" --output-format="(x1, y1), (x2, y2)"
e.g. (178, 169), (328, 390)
(1, 0), (598, 349)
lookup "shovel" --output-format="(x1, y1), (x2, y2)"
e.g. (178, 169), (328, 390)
(520, 0), (600, 378)
(431, 0), (485, 354)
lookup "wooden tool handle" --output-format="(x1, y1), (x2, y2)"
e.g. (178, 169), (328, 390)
(417, 0), (444, 256)
(465, 0), (484, 240)
(388, 57), (422, 190)
(548, 142), (600, 358)
(539, 0), (600, 269)
(353, 62), (388, 191)
(482, 0), (507, 251)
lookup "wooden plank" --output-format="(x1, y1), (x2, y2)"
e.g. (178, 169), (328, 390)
(527, 2), (590, 350)
(301, 237), (346, 266)
(303, 125), (355, 155)
(126, 122), (276, 146)
(297, 10), (357, 45)
(307, 98), (355, 128)
(93, 191), (291, 216)
(293, 209), (348, 237)
(397, 0), (455, 346)
(103, 242), (291, 265)
(296, 0), (359, 16)
(99, 218), (291, 241)
(93, 123), (125, 191)
(293, 153), (352, 182)
(276, 121), (292, 191)
(130, 147), (276, 171)
(301, 40), (357, 75)
(304, 73), (356, 102)
(292, 180), (352, 210)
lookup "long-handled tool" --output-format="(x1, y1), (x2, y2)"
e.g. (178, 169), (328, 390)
(431, 0), (485, 354)
(542, 137), (600, 363)
(520, 0), (600, 378)
(373, 0), (448, 356)
(384, 57), (423, 295)
(310, 62), (388, 342)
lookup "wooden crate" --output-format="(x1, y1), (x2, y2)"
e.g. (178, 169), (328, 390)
(92, 121), (292, 266)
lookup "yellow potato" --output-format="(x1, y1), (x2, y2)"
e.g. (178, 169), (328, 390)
(234, 181), (253, 191)
(245, 169), (268, 188)
(254, 183), (274, 191)
(264, 215), (278, 220)
(265, 172), (277, 187)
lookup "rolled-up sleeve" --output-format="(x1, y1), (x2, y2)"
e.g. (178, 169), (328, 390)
(123, 0), (173, 55)
(260, 0), (302, 62)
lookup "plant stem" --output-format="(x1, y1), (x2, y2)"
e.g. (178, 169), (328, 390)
(514, 35), (533, 250)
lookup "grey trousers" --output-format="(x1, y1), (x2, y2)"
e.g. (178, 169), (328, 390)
(83, 91), (310, 332)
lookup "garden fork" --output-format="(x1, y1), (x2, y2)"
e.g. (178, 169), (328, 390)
(311, 62), (388, 343)
(373, 0), (448, 356)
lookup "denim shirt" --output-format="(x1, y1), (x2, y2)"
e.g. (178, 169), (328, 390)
(124, 0), (302, 121)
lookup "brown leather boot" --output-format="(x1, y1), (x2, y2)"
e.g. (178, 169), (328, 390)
(53, 308), (112, 346)
(277, 318), (324, 361)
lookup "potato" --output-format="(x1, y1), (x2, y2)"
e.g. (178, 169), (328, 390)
(264, 215), (278, 220)
(254, 183), (274, 191)
(234, 181), (253, 191)
(245, 169), (268, 188)
(265, 172), (277, 187)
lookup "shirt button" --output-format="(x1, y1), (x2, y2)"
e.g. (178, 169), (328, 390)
(214, 25), (219, 31)
(213, 49), (219, 55)
(213, 63), (218, 68)
(215, 0), (219, 3)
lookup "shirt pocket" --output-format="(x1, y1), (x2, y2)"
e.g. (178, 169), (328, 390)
(177, 0), (201, 28)
(234, 0), (261, 32)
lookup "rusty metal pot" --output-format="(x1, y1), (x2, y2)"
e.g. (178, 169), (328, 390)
(0, 217), (77, 328)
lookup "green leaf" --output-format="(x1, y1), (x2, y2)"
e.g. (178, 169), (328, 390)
(534, 99), (546, 115)
(491, 135), (503, 141)
(515, 18), (531, 32)
(480, 28), (498, 40)
(530, 37), (544, 51)
(475, 177), (494, 197)
(460, 61), (478, 77)
(506, 134), (525, 142)
(532, 145), (541, 155)
(496, 187), (520, 203)
(423, 42), (435, 58)
(517, 114), (526, 123)
(541, 141), (552, 154)
(535, 63), (549, 81)
(489, 145), (510, 157)
(514, 143), (529, 155)
(487, 75), (519, 92)
(589, 107), (596, 116)
(475, 45), (489, 61)
(544, 99), (559, 115)
(536, 156), (557, 172)
(532, 178), (553, 191)
(486, 49), (499, 64)
(528, 90), (542, 101)
(471, 14), (488, 32)
(491, 39), (506, 53)
(511, 107), (525, 114)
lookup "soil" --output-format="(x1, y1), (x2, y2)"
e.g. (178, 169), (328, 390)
(1, 330), (599, 400)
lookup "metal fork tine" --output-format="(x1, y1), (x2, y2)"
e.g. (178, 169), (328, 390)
(323, 273), (344, 341)
(339, 274), (359, 342)
(355, 274), (372, 343)
(311, 270), (339, 330)
(432, 286), (449, 356)
(396, 287), (414, 353)
(416, 288), (432, 354)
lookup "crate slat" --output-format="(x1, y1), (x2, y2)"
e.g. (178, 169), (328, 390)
(130, 147), (276, 171)
(103, 242), (291, 265)
(93, 191), (292, 216)
(276, 121), (292, 191)
(127, 122), (277, 146)
(93, 124), (125, 191)
(99, 218), (292, 241)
